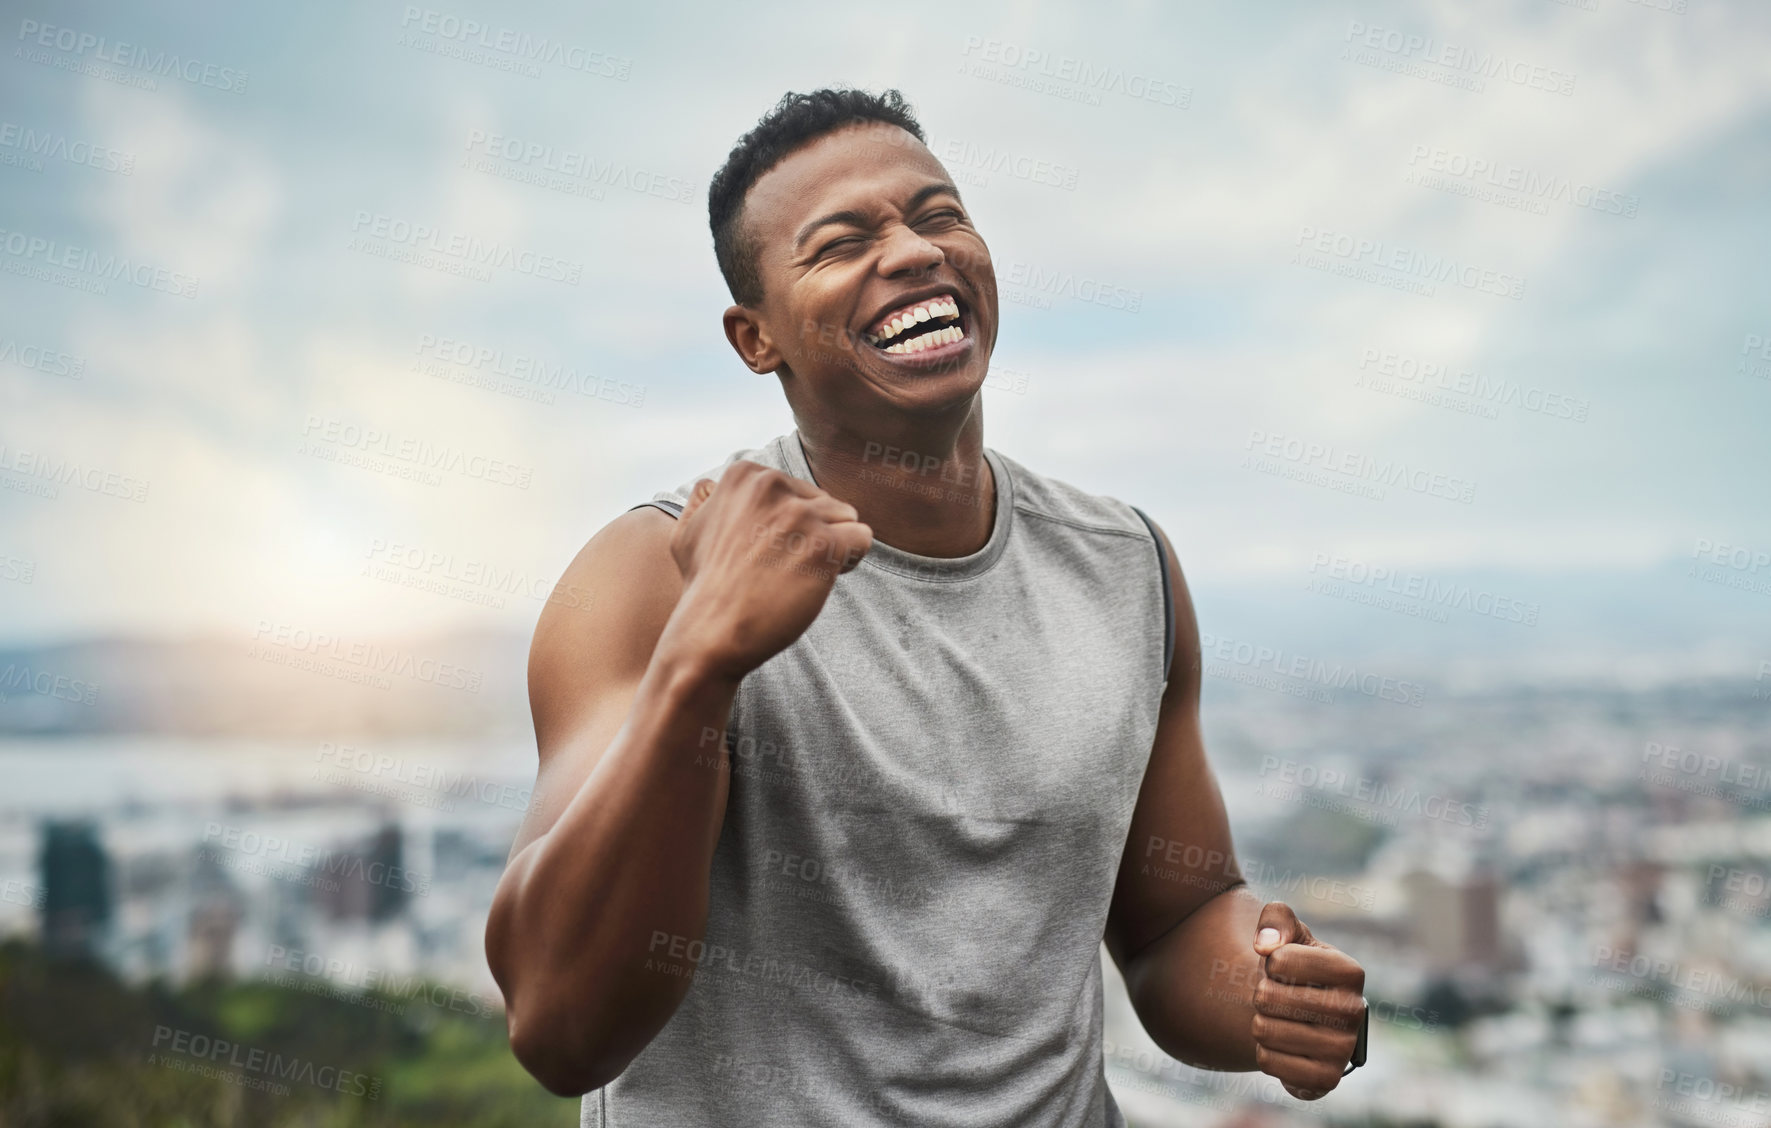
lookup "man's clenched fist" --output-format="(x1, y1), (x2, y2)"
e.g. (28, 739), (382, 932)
(1249, 901), (1366, 1100)
(664, 460), (873, 683)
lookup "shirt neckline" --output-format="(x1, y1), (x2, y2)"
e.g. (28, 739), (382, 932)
(775, 432), (1014, 582)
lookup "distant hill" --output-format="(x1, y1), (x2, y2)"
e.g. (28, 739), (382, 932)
(0, 631), (531, 738)
(2, 556), (1767, 737)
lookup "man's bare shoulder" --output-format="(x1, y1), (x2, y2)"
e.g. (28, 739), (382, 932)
(527, 507), (683, 748)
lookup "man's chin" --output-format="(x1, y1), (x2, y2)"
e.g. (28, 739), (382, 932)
(862, 354), (991, 414)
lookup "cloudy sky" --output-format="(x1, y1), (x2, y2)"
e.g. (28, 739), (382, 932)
(2, 0), (1768, 684)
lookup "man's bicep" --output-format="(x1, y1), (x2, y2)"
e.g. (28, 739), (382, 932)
(514, 508), (683, 856)
(1105, 519), (1242, 968)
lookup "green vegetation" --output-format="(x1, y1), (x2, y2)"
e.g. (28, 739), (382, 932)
(0, 940), (578, 1127)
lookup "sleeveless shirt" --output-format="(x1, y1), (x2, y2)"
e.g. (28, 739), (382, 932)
(582, 432), (1171, 1127)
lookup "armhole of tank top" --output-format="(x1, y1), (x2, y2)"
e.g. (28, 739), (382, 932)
(1129, 506), (1174, 685)
(634, 493), (745, 741)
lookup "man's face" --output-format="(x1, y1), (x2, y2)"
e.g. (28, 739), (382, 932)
(730, 122), (998, 418)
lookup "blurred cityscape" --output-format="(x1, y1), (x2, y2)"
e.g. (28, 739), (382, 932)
(3, 636), (1768, 1126)
(3, 0), (1765, 1123)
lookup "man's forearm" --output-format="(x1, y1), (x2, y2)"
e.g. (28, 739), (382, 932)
(1120, 883), (1266, 1071)
(487, 642), (739, 1093)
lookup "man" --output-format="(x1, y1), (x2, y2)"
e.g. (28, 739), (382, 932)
(486, 88), (1367, 1126)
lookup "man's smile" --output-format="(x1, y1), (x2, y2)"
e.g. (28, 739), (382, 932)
(858, 288), (975, 363)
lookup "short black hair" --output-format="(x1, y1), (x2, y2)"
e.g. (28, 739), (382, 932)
(709, 88), (924, 307)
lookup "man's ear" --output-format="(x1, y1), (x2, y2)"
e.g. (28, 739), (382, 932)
(723, 305), (783, 375)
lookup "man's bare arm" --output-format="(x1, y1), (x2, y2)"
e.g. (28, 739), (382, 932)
(484, 463), (871, 1095)
(1104, 519), (1365, 1099)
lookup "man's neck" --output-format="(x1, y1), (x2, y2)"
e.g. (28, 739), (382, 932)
(794, 413), (994, 559)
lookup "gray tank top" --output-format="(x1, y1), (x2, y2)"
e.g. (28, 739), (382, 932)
(584, 433), (1171, 1127)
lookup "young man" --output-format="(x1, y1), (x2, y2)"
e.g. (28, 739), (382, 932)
(486, 88), (1367, 1126)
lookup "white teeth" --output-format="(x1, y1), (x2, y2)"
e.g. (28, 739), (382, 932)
(871, 294), (962, 342)
(880, 321), (969, 356)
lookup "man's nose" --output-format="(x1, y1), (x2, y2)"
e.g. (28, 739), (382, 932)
(875, 222), (944, 276)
